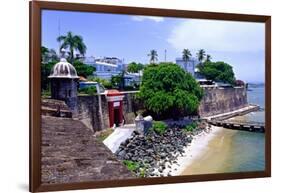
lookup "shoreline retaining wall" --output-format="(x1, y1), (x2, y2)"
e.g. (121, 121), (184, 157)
(73, 87), (247, 131)
(198, 87), (247, 117)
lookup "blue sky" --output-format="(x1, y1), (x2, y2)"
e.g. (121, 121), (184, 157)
(42, 10), (265, 83)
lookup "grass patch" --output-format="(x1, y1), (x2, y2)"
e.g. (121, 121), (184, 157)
(152, 121), (168, 135)
(96, 128), (114, 142)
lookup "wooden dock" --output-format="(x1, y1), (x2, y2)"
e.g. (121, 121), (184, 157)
(208, 120), (265, 133)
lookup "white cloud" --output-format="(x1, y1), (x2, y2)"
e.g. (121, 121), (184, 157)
(167, 19), (265, 53)
(131, 16), (164, 22)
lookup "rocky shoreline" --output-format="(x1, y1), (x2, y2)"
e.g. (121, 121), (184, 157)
(115, 122), (211, 177)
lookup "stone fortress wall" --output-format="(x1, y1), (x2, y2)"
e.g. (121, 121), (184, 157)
(73, 87), (247, 132)
(198, 86), (248, 117)
(74, 92), (138, 132)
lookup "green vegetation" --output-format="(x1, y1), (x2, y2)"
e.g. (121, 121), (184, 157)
(123, 160), (140, 172)
(206, 54), (212, 62)
(88, 76), (112, 89)
(41, 46), (59, 63)
(184, 122), (197, 132)
(152, 121), (168, 135)
(57, 31), (87, 63)
(73, 60), (95, 78)
(148, 49), (158, 64)
(138, 63), (203, 119)
(41, 61), (57, 92)
(198, 61), (236, 84)
(127, 62), (144, 73)
(78, 86), (97, 95)
(111, 71), (125, 89)
(196, 49), (206, 64)
(182, 49), (192, 64)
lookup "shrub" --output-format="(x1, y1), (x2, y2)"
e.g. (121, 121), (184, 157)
(122, 160), (140, 172)
(73, 60), (95, 78)
(152, 121), (168, 135)
(184, 122), (197, 132)
(79, 86), (97, 95)
(88, 77), (112, 89)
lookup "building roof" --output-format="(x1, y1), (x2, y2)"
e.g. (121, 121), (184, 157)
(48, 58), (79, 79)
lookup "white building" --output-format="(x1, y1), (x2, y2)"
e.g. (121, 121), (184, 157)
(83, 56), (125, 80)
(175, 57), (199, 76)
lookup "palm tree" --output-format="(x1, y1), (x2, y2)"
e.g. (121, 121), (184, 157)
(196, 49), (206, 64)
(148, 49), (158, 64)
(57, 31), (87, 63)
(206, 54), (212, 62)
(182, 49), (192, 70)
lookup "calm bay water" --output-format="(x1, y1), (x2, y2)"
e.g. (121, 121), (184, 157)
(181, 84), (265, 175)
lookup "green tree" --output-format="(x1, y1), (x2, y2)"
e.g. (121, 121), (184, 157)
(111, 70), (125, 89)
(198, 61), (236, 84)
(41, 46), (59, 63)
(73, 60), (95, 78)
(127, 62), (144, 73)
(57, 31), (87, 63)
(196, 49), (206, 64)
(148, 50), (158, 64)
(138, 63), (203, 119)
(88, 76), (112, 89)
(182, 48), (192, 69)
(41, 61), (56, 91)
(205, 54), (212, 62)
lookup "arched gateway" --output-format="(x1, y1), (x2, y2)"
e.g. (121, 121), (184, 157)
(106, 90), (125, 127)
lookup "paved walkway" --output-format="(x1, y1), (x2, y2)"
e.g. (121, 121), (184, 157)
(103, 124), (136, 153)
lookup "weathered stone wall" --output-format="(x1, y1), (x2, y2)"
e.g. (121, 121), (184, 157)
(198, 87), (247, 117)
(75, 92), (138, 132)
(73, 87), (247, 131)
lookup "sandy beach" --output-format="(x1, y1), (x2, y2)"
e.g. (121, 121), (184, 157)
(162, 126), (224, 176)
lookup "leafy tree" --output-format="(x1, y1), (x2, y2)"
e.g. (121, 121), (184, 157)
(41, 61), (56, 91)
(127, 62), (144, 73)
(73, 60), (95, 78)
(138, 63), (203, 119)
(57, 31), (87, 63)
(41, 46), (59, 63)
(88, 76), (113, 89)
(148, 49), (158, 64)
(198, 61), (236, 84)
(196, 49), (206, 64)
(111, 70), (125, 89)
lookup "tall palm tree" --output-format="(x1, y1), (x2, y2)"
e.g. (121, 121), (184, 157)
(148, 49), (158, 64)
(206, 54), (212, 62)
(196, 49), (206, 64)
(57, 31), (87, 63)
(182, 49), (192, 69)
